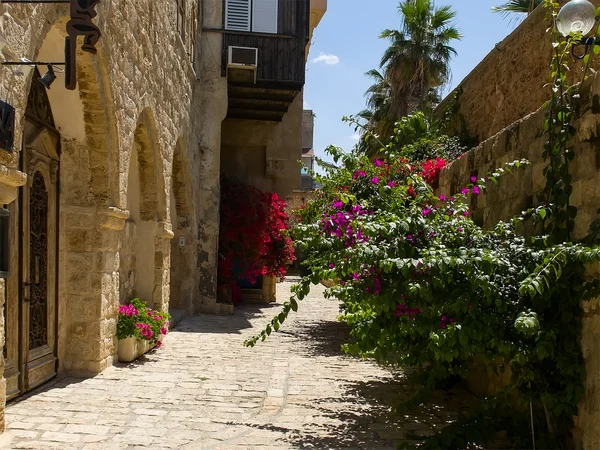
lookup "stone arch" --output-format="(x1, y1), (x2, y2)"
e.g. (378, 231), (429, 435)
(131, 108), (168, 222)
(5, 14), (123, 374)
(35, 16), (120, 208)
(169, 139), (196, 316)
(121, 109), (171, 311)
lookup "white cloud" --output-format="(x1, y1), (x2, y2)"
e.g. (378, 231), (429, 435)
(311, 52), (340, 65)
(349, 132), (360, 141)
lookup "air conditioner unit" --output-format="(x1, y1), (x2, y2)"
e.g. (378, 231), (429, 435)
(227, 46), (258, 84)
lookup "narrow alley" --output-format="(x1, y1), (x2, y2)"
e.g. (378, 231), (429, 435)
(3, 278), (475, 449)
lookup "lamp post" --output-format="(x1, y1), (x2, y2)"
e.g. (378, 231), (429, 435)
(557, 0), (599, 59)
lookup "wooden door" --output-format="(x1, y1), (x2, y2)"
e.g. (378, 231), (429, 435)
(21, 145), (59, 392)
(4, 74), (59, 399)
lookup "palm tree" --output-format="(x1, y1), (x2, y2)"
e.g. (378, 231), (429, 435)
(379, 0), (461, 120)
(358, 69), (392, 136)
(492, 0), (542, 18)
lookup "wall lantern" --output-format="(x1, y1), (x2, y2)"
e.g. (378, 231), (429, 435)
(557, 0), (599, 59)
(0, 207), (10, 279)
(0, 99), (15, 153)
(0, 0), (102, 90)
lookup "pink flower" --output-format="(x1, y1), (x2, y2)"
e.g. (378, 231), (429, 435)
(118, 304), (139, 317)
(371, 177), (380, 185)
(329, 264), (335, 269)
(156, 340), (162, 348)
(374, 159), (383, 167)
(438, 195), (446, 201)
(463, 211), (469, 216)
(470, 176), (477, 183)
(387, 181), (396, 188)
(333, 200), (344, 209)
(472, 186), (480, 195)
(160, 327), (167, 335)
(458, 227), (464, 232)
(422, 208), (432, 217)
(461, 188), (469, 195)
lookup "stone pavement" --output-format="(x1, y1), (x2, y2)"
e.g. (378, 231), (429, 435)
(3, 278), (478, 449)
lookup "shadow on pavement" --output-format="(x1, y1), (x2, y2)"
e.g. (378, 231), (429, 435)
(279, 319), (351, 358)
(173, 303), (283, 335)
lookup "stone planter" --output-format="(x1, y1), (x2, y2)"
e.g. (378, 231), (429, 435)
(118, 336), (154, 363)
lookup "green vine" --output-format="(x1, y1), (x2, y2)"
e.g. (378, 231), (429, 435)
(542, 0), (598, 242)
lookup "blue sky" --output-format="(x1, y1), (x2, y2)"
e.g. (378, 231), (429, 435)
(304, 0), (521, 165)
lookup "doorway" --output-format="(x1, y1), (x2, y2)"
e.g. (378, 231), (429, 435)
(4, 72), (59, 400)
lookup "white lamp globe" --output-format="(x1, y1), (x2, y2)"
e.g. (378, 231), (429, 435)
(557, 0), (597, 37)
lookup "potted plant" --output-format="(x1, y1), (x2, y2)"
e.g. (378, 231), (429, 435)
(116, 298), (170, 363)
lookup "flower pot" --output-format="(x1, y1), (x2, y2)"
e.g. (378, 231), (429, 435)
(118, 336), (154, 363)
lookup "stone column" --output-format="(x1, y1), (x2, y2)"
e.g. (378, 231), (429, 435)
(59, 206), (128, 374)
(154, 221), (174, 313)
(192, 1), (228, 314)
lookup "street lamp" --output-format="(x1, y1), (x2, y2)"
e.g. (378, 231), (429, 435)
(557, 0), (599, 59)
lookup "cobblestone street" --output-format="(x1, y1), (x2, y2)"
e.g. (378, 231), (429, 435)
(3, 278), (476, 449)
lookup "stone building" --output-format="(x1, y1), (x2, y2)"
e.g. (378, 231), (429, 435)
(0, 0), (325, 429)
(286, 109), (317, 228)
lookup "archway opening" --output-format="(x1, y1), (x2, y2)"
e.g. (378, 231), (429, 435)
(169, 141), (194, 318)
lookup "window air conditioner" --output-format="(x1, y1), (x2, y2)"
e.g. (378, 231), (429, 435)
(227, 46), (258, 84)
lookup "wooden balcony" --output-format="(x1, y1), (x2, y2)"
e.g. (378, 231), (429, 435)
(222, 0), (310, 121)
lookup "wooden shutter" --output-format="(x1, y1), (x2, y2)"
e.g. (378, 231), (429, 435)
(225, 0), (251, 32)
(252, 0), (278, 34)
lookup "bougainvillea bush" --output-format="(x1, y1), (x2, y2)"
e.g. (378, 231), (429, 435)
(116, 298), (170, 347)
(246, 140), (600, 447)
(219, 177), (295, 302)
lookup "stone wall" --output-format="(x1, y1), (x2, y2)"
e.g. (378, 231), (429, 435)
(437, 1), (600, 145)
(0, 0), (217, 417)
(438, 69), (600, 450)
(220, 91), (305, 199)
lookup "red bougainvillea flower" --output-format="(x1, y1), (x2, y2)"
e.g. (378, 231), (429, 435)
(218, 178), (295, 300)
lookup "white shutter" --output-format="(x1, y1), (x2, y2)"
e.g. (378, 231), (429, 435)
(225, 0), (251, 32)
(252, 0), (278, 34)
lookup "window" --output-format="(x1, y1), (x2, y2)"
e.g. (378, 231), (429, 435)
(225, 0), (278, 34)
(177, 0), (186, 42)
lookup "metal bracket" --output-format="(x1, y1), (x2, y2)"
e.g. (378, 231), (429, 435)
(0, 0), (102, 90)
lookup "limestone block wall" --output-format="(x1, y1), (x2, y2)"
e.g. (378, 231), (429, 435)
(0, 0), (217, 383)
(438, 70), (600, 450)
(437, 1), (600, 145)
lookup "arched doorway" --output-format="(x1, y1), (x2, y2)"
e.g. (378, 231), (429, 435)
(4, 71), (60, 400)
(120, 110), (171, 311)
(169, 140), (195, 319)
